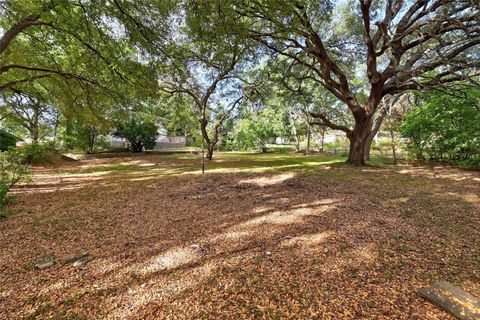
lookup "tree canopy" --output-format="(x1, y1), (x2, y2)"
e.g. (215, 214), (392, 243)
(1, 0), (479, 165)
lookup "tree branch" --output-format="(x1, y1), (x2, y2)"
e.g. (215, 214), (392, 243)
(309, 111), (352, 133)
(0, 14), (52, 55)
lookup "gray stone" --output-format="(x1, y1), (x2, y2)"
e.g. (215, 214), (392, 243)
(34, 253), (54, 269)
(64, 252), (94, 267)
(418, 281), (480, 320)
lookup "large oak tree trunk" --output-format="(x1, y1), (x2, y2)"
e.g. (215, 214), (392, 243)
(346, 113), (372, 166)
(347, 133), (367, 166)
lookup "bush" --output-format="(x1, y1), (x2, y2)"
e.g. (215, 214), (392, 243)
(0, 181), (11, 218)
(0, 148), (31, 185)
(20, 143), (53, 164)
(401, 89), (480, 164)
(458, 158), (480, 170)
(0, 148), (31, 217)
(61, 116), (111, 153)
(114, 118), (158, 152)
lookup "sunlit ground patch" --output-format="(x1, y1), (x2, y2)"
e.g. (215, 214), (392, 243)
(238, 172), (296, 186)
(241, 199), (337, 226)
(138, 246), (201, 275)
(280, 231), (333, 248)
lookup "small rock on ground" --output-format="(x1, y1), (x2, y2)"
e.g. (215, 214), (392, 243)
(64, 252), (94, 267)
(34, 253), (54, 270)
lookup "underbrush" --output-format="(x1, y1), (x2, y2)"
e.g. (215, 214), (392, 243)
(0, 144), (54, 217)
(457, 158), (480, 170)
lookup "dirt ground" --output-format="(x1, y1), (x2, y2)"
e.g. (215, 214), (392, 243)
(0, 152), (479, 319)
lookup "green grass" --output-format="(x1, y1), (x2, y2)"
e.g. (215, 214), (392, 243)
(56, 152), (402, 183)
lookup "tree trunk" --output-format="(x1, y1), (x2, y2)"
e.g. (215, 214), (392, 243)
(313, 127), (326, 152)
(87, 131), (96, 154)
(201, 142), (205, 173)
(292, 127), (300, 152)
(305, 126), (311, 155)
(132, 144), (141, 153)
(346, 117), (371, 166)
(364, 103), (389, 161)
(364, 94), (403, 160)
(199, 117), (215, 160)
(347, 135), (366, 166)
(290, 112), (300, 152)
(260, 140), (267, 153)
(319, 129), (325, 152)
(30, 127), (39, 143)
(131, 140), (143, 153)
(389, 128), (397, 165)
(364, 133), (374, 161)
(294, 136), (300, 152)
(29, 106), (41, 143)
(206, 143), (214, 160)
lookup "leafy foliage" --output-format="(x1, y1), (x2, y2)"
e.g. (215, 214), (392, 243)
(401, 90), (480, 168)
(230, 107), (287, 151)
(114, 117), (158, 153)
(0, 147), (32, 216)
(0, 181), (10, 218)
(0, 0), (160, 149)
(20, 143), (54, 164)
(0, 88), (57, 142)
(61, 115), (110, 153)
(0, 148), (31, 187)
(2, 0), (480, 166)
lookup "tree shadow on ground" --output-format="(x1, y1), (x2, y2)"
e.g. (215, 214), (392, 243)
(1, 153), (479, 319)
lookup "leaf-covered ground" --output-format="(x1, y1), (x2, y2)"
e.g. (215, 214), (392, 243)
(1, 151), (479, 319)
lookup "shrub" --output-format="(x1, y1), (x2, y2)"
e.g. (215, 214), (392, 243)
(0, 181), (11, 218)
(458, 158), (480, 170)
(0, 147), (32, 217)
(0, 148), (31, 185)
(324, 140), (349, 156)
(401, 90), (480, 164)
(20, 143), (53, 164)
(114, 118), (158, 152)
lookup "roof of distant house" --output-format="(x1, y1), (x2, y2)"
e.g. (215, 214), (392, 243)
(0, 129), (23, 141)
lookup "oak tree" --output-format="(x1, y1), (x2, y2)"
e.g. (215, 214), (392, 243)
(226, 0), (480, 165)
